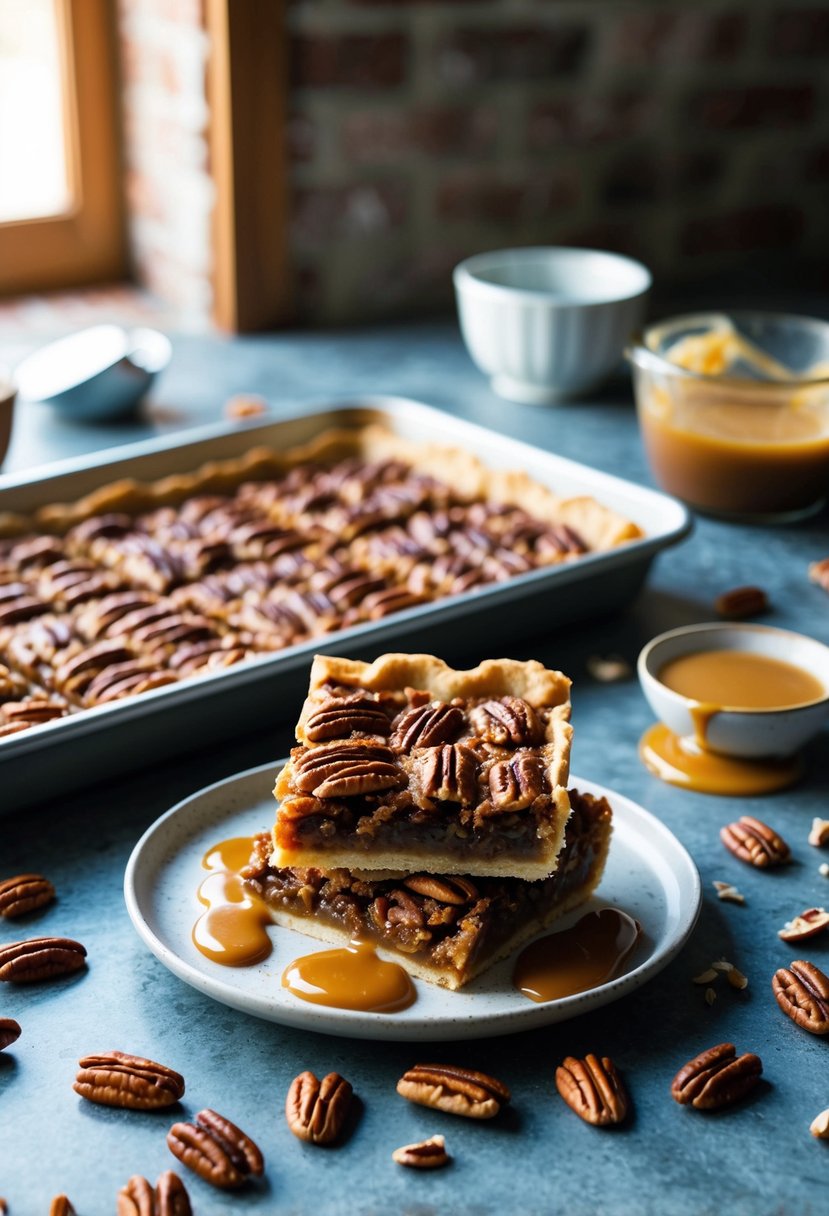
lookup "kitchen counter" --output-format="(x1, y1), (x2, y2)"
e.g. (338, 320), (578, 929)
(2, 321), (828, 1215)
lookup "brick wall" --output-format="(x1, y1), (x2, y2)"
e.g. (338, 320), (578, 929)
(118, 0), (829, 327)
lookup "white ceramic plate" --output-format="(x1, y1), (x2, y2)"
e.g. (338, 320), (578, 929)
(124, 762), (701, 1041)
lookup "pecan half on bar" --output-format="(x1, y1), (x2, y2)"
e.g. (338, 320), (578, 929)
(0, 873), (56, 918)
(292, 742), (402, 797)
(0, 1018), (21, 1051)
(285, 1070), (354, 1144)
(397, 1063), (510, 1119)
(74, 1051), (185, 1110)
(720, 816), (790, 868)
(0, 936), (86, 983)
(469, 696), (542, 746)
(556, 1054), (629, 1126)
(392, 1134), (450, 1169)
(305, 696), (392, 742)
(670, 1043), (763, 1110)
(167, 1108), (264, 1190)
(117, 1171), (192, 1216)
(772, 960), (829, 1034)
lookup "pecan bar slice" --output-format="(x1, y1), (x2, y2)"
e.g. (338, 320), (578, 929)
(272, 654), (573, 880)
(247, 788), (611, 990)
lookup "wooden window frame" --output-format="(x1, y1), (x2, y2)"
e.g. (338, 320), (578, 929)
(0, 0), (126, 297)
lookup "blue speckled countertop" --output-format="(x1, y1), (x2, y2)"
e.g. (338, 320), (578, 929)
(2, 322), (828, 1215)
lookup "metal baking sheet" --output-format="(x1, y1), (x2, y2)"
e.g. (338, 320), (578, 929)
(0, 397), (691, 810)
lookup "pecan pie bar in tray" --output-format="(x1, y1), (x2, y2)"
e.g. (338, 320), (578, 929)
(272, 653), (573, 879)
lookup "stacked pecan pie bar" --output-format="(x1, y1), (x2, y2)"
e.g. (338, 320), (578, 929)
(244, 653), (613, 990)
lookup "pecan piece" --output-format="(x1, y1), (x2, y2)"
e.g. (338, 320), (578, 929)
(0, 1018), (21, 1051)
(305, 696), (391, 742)
(167, 1108), (264, 1190)
(810, 1108), (829, 1139)
(392, 1134), (450, 1169)
(809, 817), (829, 848)
(469, 696), (543, 746)
(117, 1171), (192, 1216)
(413, 743), (478, 805)
(488, 752), (545, 811)
(778, 907), (829, 943)
(49, 1198), (75, 1216)
(720, 816), (790, 868)
(397, 1063), (510, 1119)
(0, 936), (86, 983)
(0, 873), (56, 918)
(670, 1042), (763, 1109)
(403, 875), (479, 905)
(772, 960), (829, 1034)
(285, 1070), (353, 1144)
(555, 1054), (629, 1126)
(391, 701), (464, 751)
(74, 1050), (185, 1110)
(810, 557), (829, 592)
(714, 585), (769, 619)
(292, 742), (401, 798)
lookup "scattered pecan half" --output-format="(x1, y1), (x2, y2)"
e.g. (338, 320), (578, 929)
(778, 908), (829, 943)
(413, 743), (478, 805)
(391, 701), (464, 751)
(397, 1063), (510, 1119)
(555, 1054), (629, 1126)
(0, 936), (86, 983)
(167, 1108), (264, 1190)
(809, 817), (829, 848)
(670, 1043), (763, 1110)
(74, 1051), (185, 1110)
(292, 742), (401, 798)
(49, 1199), (75, 1216)
(392, 1134), (450, 1169)
(305, 696), (391, 742)
(469, 696), (543, 746)
(0, 1017), (21, 1051)
(285, 1070), (353, 1144)
(402, 875), (479, 905)
(117, 1171), (192, 1216)
(714, 585), (769, 619)
(808, 557), (829, 593)
(488, 753), (545, 811)
(772, 960), (829, 1034)
(0, 873), (56, 918)
(810, 1108), (829, 1139)
(720, 816), (790, 868)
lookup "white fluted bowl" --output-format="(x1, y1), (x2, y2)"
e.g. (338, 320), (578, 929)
(454, 247), (651, 404)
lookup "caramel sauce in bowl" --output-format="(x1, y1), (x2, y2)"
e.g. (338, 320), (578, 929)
(638, 623), (829, 793)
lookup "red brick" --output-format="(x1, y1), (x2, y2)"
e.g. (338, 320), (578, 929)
(342, 106), (498, 163)
(770, 8), (829, 56)
(681, 205), (805, 257)
(529, 92), (655, 149)
(290, 182), (409, 245)
(290, 33), (408, 89)
(691, 85), (815, 130)
(605, 8), (745, 64)
(805, 143), (829, 182)
(685, 11), (746, 60)
(436, 168), (579, 222)
(437, 25), (590, 86)
(287, 113), (316, 163)
(602, 148), (723, 205)
(556, 222), (647, 264)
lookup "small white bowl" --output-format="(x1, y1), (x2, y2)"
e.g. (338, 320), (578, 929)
(638, 623), (829, 759)
(453, 246), (651, 404)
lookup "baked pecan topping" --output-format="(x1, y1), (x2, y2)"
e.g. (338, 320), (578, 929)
(0, 1017), (21, 1050)
(397, 1064), (510, 1119)
(670, 1042), (763, 1109)
(305, 696), (391, 742)
(392, 1134), (450, 1169)
(403, 875), (479, 905)
(0, 936), (86, 983)
(469, 696), (543, 746)
(556, 1054), (628, 1126)
(488, 752), (545, 810)
(413, 743), (478, 805)
(292, 742), (402, 798)
(720, 816), (790, 868)
(49, 1197), (75, 1216)
(391, 701), (464, 751)
(1, 700), (65, 728)
(117, 1171), (192, 1216)
(74, 1050), (185, 1110)
(772, 960), (829, 1034)
(285, 1070), (353, 1144)
(167, 1108), (264, 1190)
(0, 873), (56, 918)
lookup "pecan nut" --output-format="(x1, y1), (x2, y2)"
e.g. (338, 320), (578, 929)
(670, 1042), (763, 1109)
(391, 701), (464, 751)
(117, 1171), (192, 1216)
(0, 936), (86, 983)
(396, 1063), (510, 1119)
(488, 752), (545, 811)
(392, 1134), (450, 1169)
(49, 1198), (75, 1216)
(167, 1108), (264, 1189)
(810, 1108), (829, 1139)
(772, 960), (829, 1034)
(555, 1054), (629, 1126)
(720, 816), (790, 868)
(305, 696), (391, 742)
(0, 873), (56, 918)
(285, 1070), (353, 1144)
(292, 742), (402, 797)
(714, 585), (769, 619)
(413, 744), (478, 805)
(778, 907), (829, 943)
(74, 1050), (185, 1110)
(469, 696), (543, 746)
(402, 875), (479, 905)
(0, 1017), (21, 1051)
(809, 817), (829, 848)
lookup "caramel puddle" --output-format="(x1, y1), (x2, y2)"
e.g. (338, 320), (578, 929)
(192, 835), (273, 967)
(282, 939), (416, 1013)
(513, 908), (641, 1003)
(639, 723), (801, 796)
